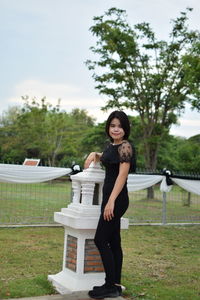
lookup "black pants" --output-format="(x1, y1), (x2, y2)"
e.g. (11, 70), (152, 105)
(94, 200), (128, 286)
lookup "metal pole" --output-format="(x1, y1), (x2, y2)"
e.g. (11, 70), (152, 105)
(162, 192), (167, 225)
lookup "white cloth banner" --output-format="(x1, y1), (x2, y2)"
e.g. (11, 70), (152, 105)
(0, 164), (71, 183)
(0, 164), (199, 196)
(127, 174), (163, 191)
(172, 178), (200, 196)
(160, 177), (173, 193)
(127, 174), (200, 196)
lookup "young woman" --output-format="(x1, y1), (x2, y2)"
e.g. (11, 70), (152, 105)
(84, 111), (136, 299)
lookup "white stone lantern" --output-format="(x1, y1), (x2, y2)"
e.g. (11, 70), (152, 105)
(48, 162), (129, 294)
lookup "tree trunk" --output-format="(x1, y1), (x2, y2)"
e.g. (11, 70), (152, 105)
(143, 135), (159, 200)
(143, 133), (159, 171)
(147, 186), (154, 199)
(183, 192), (191, 207)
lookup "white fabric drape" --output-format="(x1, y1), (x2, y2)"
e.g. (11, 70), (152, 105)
(0, 164), (71, 183)
(160, 177), (173, 193)
(127, 174), (163, 191)
(127, 174), (200, 196)
(0, 164), (199, 196)
(172, 178), (200, 196)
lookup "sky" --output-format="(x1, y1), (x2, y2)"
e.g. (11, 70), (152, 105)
(0, 0), (199, 138)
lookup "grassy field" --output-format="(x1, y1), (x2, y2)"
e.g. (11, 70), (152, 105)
(0, 226), (200, 300)
(0, 180), (71, 225)
(0, 181), (200, 225)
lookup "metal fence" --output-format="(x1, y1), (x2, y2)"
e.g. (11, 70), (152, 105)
(0, 178), (71, 226)
(126, 184), (200, 225)
(0, 179), (199, 226)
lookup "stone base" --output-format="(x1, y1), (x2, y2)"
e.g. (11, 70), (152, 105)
(54, 207), (129, 230)
(48, 270), (104, 294)
(48, 208), (129, 294)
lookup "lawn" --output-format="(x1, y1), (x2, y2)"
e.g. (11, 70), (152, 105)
(0, 226), (200, 300)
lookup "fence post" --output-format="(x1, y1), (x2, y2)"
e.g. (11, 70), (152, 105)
(162, 192), (167, 225)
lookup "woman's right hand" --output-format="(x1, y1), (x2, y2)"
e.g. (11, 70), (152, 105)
(84, 152), (97, 169)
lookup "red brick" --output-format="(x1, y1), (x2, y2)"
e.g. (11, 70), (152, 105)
(85, 255), (101, 261)
(87, 250), (100, 255)
(68, 243), (77, 248)
(67, 263), (76, 271)
(85, 261), (103, 266)
(84, 267), (95, 272)
(93, 267), (104, 272)
(66, 258), (76, 264)
(68, 252), (77, 259)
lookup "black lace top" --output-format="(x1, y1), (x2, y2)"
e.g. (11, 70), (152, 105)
(100, 140), (136, 208)
(100, 140), (136, 174)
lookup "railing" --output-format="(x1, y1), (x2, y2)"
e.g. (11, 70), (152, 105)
(0, 179), (199, 226)
(126, 184), (200, 225)
(0, 178), (71, 226)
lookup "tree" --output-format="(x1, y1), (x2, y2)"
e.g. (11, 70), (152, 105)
(14, 96), (70, 166)
(182, 42), (200, 111)
(81, 121), (107, 156)
(156, 135), (186, 171)
(177, 135), (200, 173)
(59, 108), (96, 166)
(86, 7), (200, 171)
(0, 97), (95, 166)
(0, 106), (25, 162)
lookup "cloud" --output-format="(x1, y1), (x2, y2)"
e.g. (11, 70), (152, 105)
(13, 79), (80, 100)
(7, 79), (107, 121)
(171, 117), (200, 138)
(180, 119), (200, 126)
(5, 79), (200, 135)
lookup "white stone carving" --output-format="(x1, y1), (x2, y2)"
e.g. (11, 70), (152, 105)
(71, 180), (80, 204)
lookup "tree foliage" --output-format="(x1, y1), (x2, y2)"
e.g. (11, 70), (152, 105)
(0, 99), (199, 173)
(0, 97), (95, 166)
(86, 7), (200, 169)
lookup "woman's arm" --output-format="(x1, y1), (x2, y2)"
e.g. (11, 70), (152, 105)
(84, 152), (102, 169)
(103, 162), (130, 221)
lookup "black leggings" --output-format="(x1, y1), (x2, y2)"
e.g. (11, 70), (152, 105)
(94, 201), (128, 286)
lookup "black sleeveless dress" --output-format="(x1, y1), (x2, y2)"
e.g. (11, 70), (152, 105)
(100, 140), (136, 218)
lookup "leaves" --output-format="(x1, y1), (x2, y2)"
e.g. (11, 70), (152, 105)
(87, 7), (200, 169)
(0, 97), (95, 166)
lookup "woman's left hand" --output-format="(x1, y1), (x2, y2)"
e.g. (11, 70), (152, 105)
(103, 201), (115, 221)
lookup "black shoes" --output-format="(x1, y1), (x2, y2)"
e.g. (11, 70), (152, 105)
(93, 284), (122, 295)
(88, 285), (119, 299)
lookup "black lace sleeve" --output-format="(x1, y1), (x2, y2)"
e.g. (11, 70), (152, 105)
(118, 141), (133, 163)
(118, 140), (136, 172)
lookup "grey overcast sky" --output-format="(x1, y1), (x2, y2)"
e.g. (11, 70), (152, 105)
(0, 0), (199, 137)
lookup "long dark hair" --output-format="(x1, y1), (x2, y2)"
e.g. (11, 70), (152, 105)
(105, 110), (130, 141)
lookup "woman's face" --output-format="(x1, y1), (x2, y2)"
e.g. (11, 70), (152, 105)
(109, 118), (125, 144)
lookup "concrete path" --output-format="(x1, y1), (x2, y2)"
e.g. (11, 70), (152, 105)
(7, 292), (125, 300)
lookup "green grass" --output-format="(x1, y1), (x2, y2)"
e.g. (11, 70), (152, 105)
(0, 226), (200, 299)
(0, 227), (62, 298)
(122, 226), (200, 299)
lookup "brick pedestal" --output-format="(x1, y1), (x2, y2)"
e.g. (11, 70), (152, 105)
(65, 234), (104, 274)
(48, 226), (106, 294)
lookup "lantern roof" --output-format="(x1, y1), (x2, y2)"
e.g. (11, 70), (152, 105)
(70, 162), (105, 183)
